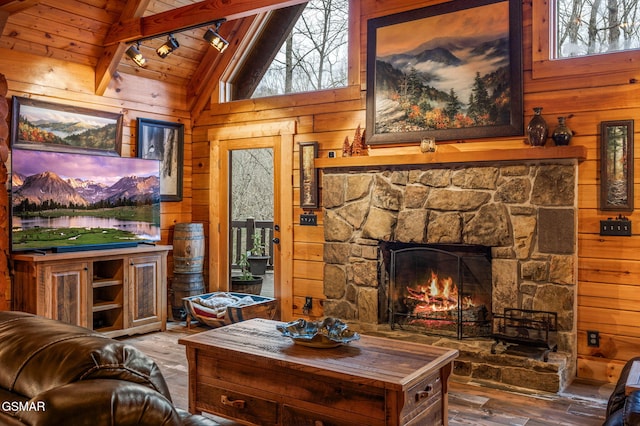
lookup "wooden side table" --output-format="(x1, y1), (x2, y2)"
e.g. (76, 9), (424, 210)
(179, 318), (458, 425)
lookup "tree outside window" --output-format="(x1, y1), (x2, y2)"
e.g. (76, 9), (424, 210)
(251, 0), (348, 98)
(555, 0), (640, 58)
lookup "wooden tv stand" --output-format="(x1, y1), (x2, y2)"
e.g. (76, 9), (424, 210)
(179, 318), (458, 425)
(12, 245), (171, 338)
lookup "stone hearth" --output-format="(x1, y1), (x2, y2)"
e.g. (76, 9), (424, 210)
(321, 161), (578, 392)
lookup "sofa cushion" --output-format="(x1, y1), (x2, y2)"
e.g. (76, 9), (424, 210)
(14, 379), (181, 426)
(0, 312), (171, 400)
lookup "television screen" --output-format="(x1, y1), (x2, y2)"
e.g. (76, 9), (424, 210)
(11, 147), (161, 252)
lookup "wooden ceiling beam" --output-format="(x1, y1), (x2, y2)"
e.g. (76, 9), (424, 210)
(0, 0), (38, 14)
(95, 0), (151, 95)
(188, 15), (255, 118)
(0, 0), (37, 33)
(103, 0), (308, 45)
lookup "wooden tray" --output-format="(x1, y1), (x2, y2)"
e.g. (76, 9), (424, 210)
(182, 292), (277, 328)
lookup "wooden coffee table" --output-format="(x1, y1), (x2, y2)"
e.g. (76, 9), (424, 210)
(179, 318), (458, 426)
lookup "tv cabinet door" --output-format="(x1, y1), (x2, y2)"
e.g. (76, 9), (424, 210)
(127, 254), (166, 331)
(42, 262), (89, 328)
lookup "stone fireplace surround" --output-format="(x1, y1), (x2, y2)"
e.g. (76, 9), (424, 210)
(321, 155), (579, 393)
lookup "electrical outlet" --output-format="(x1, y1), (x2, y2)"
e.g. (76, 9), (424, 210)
(300, 213), (317, 226)
(303, 297), (313, 314)
(587, 330), (600, 347)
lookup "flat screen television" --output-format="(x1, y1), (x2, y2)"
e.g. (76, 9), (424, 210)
(11, 147), (161, 253)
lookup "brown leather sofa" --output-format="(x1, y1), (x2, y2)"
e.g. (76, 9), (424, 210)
(0, 311), (218, 426)
(603, 356), (640, 426)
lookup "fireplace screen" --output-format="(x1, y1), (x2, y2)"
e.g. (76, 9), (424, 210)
(389, 245), (492, 339)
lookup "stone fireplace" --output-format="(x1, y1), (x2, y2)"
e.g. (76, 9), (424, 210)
(321, 159), (578, 392)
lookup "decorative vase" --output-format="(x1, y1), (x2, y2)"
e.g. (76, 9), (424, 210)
(551, 116), (572, 146)
(526, 107), (548, 147)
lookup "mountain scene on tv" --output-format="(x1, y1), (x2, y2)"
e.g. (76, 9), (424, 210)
(17, 102), (118, 151)
(11, 149), (161, 251)
(374, 2), (511, 134)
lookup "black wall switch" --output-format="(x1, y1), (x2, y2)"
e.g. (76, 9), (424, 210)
(600, 217), (632, 236)
(300, 213), (317, 226)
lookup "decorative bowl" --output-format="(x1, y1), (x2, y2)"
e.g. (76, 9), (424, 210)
(276, 318), (360, 348)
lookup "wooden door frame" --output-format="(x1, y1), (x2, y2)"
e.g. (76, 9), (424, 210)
(208, 121), (295, 320)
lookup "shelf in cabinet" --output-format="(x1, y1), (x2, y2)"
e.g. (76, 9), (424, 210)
(93, 279), (122, 288)
(92, 301), (122, 312)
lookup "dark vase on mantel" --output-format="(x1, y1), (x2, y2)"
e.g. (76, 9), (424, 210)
(551, 116), (572, 146)
(526, 107), (548, 147)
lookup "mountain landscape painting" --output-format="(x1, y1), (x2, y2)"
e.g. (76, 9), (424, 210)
(11, 148), (161, 252)
(366, 0), (522, 144)
(12, 97), (123, 155)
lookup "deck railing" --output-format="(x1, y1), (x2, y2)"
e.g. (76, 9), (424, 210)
(230, 218), (274, 270)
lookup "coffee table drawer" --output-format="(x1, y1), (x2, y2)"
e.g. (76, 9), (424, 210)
(196, 382), (278, 425)
(282, 405), (367, 426)
(402, 371), (442, 421)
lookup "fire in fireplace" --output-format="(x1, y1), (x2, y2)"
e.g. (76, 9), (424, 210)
(384, 244), (492, 339)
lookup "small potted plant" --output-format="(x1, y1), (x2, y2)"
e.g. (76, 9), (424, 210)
(231, 253), (263, 295)
(247, 232), (270, 276)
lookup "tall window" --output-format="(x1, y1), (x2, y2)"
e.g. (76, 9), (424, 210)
(555, 0), (640, 58)
(251, 0), (349, 98)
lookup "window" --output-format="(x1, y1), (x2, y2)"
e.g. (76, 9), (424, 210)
(555, 0), (640, 58)
(532, 0), (640, 79)
(229, 0), (349, 100)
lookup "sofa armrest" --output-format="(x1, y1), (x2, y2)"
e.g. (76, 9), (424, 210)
(15, 379), (181, 426)
(623, 391), (640, 425)
(625, 360), (640, 396)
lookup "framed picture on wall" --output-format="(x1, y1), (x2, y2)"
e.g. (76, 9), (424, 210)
(600, 120), (634, 211)
(11, 96), (123, 156)
(365, 0), (523, 145)
(137, 118), (184, 202)
(299, 141), (318, 209)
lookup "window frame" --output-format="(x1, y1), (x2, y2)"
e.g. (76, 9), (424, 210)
(532, 0), (640, 79)
(221, 0), (359, 102)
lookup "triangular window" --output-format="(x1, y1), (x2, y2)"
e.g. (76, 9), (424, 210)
(228, 0), (349, 100)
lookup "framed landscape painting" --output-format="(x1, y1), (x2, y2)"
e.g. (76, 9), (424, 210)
(299, 141), (318, 209)
(137, 118), (184, 202)
(366, 0), (523, 145)
(11, 96), (123, 156)
(600, 120), (634, 211)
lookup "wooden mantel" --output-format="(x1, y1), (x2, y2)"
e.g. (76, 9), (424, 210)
(315, 145), (587, 169)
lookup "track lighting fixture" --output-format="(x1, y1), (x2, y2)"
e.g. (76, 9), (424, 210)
(203, 21), (229, 53)
(125, 43), (146, 67)
(126, 18), (227, 67)
(156, 34), (179, 58)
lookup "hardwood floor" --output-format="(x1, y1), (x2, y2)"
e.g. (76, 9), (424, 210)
(121, 321), (612, 426)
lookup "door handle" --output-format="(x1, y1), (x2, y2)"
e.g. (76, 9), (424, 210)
(272, 237), (280, 244)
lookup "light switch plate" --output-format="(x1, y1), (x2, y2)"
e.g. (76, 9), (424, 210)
(300, 213), (317, 226)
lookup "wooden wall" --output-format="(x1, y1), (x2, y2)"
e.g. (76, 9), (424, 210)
(193, 0), (640, 383)
(0, 48), (194, 309)
(0, 0), (638, 384)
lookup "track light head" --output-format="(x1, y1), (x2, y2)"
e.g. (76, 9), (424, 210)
(203, 26), (229, 53)
(157, 34), (179, 58)
(126, 43), (146, 67)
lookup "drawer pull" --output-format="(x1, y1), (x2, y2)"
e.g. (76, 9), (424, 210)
(415, 384), (433, 402)
(221, 395), (246, 409)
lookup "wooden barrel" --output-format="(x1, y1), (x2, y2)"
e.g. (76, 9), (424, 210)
(170, 273), (205, 320)
(173, 223), (205, 273)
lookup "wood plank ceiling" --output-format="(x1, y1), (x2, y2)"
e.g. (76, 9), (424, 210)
(0, 0), (306, 109)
